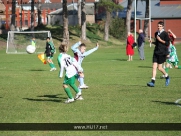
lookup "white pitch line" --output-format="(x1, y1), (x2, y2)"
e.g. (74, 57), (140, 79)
(175, 99), (181, 108)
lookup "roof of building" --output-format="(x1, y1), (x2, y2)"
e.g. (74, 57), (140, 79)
(119, 0), (181, 19)
(48, 3), (94, 15)
(21, 3), (63, 10)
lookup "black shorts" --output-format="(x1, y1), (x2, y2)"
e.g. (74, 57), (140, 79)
(153, 53), (166, 64)
(46, 53), (54, 58)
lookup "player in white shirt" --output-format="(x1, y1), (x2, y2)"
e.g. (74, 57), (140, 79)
(57, 43), (83, 103)
(71, 41), (99, 89)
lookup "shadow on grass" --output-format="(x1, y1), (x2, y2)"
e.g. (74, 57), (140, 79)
(152, 100), (181, 107)
(23, 94), (67, 103)
(138, 66), (152, 68)
(30, 69), (46, 71)
(112, 59), (127, 61)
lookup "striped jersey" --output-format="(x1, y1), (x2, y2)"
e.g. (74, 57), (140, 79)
(57, 53), (83, 78)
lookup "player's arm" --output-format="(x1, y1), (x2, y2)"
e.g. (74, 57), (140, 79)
(168, 29), (176, 39)
(57, 55), (64, 78)
(71, 41), (81, 53)
(59, 60), (64, 78)
(83, 43), (99, 57)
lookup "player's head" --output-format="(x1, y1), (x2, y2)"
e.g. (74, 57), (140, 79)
(46, 37), (50, 42)
(157, 21), (164, 31)
(59, 43), (68, 53)
(79, 43), (86, 53)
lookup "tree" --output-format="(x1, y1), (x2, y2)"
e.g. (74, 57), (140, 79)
(77, 0), (81, 26)
(38, 0), (42, 26)
(143, 0), (149, 38)
(10, 0), (16, 31)
(98, 0), (123, 41)
(81, 0), (86, 40)
(126, 0), (133, 35)
(62, 0), (69, 44)
(31, 0), (34, 31)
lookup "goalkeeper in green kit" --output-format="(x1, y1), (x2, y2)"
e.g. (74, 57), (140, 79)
(45, 37), (56, 71)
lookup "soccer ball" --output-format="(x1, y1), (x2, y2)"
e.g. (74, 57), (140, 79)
(26, 45), (36, 54)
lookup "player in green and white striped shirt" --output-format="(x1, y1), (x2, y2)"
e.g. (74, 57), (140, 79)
(57, 43), (83, 103)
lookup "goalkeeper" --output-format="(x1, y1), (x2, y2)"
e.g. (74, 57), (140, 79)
(45, 37), (56, 71)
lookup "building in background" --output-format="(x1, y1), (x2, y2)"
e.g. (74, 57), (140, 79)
(119, 0), (181, 42)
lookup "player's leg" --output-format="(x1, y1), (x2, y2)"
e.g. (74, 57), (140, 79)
(147, 62), (157, 87)
(63, 76), (75, 103)
(157, 55), (170, 86)
(174, 62), (181, 69)
(147, 53), (158, 87)
(69, 75), (83, 100)
(78, 73), (88, 89)
(47, 55), (56, 71)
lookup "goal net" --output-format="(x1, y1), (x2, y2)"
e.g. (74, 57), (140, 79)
(6, 31), (54, 54)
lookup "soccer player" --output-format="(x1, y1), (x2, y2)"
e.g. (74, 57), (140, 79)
(147, 21), (170, 87)
(161, 41), (181, 78)
(71, 41), (99, 89)
(57, 43), (83, 103)
(45, 37), (56, 71)
(168, 29), (176, 45)
(31, 37), (36, 47)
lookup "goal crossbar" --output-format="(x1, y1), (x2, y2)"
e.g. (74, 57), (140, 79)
(6, 31), (52, 54)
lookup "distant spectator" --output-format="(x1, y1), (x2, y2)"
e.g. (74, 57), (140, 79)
(126, 32), (134, 61)
(137, 29), (145, 60)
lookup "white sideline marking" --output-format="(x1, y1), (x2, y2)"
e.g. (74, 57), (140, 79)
(175, 99), (181, 108)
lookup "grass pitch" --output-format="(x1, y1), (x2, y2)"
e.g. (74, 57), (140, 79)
(0, 42), (181, 136)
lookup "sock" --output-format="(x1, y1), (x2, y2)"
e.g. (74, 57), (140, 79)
(70, 84), (79, 94)
(79, 77), (84, 86)
(51, 63), (55, 68)
(49, 63), (53, 68)
(64, 87), (73, 99)
(151, 78), (155, 84)
(178, 66), (181, 69)
(165, 67), (169, 73)
(78, 88), (82, 93)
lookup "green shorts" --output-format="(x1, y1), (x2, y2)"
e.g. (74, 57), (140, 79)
(63, 74), (78, 85)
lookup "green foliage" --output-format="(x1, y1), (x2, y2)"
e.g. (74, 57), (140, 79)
(86, 23), (99, 34)
(98, 0), (123, 12)
(109, 17), (126, 39)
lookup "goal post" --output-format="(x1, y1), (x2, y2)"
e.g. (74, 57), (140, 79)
(6, 31), (54, 54)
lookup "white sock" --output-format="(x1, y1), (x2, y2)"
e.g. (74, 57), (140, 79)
(79, 77), (84, 86)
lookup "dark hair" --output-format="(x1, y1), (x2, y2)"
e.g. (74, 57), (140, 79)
(158, 21), (164, 26)
(169, 37), (174, 43)
(59, 43), (68, 52)
(46, 37), (50, 40)
(80, 43), (86, 47)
